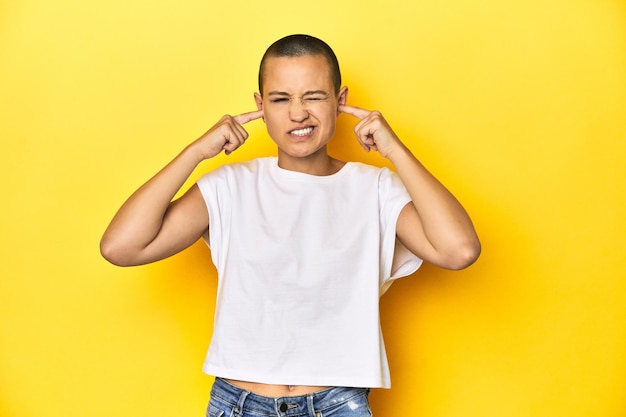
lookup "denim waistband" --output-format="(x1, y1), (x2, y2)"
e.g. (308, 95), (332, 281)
(210, 377), (370, 417)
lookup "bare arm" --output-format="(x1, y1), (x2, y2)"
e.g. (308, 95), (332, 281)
(100, 110), (263, 266)
(340, 105), (480, 270)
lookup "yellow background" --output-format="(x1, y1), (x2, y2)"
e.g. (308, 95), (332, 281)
(1, 0), (625, 416)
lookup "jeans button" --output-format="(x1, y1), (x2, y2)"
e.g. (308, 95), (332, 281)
(279, 403), (288, 412)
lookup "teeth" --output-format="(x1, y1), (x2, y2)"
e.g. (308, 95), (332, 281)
(290, 127), (314, 136)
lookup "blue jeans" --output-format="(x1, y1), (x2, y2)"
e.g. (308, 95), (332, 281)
(207, 378), (372, 417)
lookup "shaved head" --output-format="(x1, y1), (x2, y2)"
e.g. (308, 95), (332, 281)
(258, 34), (342, 96)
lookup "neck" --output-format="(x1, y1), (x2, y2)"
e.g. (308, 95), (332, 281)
(277, 149), (344, 176)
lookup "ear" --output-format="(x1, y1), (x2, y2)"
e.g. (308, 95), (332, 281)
(254, 92), (263, 110)
(253, 93), (265, 122)
(336, 86), (348, 116)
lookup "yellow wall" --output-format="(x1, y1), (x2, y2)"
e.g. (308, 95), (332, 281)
(1, 0), (625, 416)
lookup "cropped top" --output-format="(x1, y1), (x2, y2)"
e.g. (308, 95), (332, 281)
(196, 157), (422, 388)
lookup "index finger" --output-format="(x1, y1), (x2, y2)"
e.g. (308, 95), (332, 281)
(339, 104), (371, 120)
(234, 109), (264, 125)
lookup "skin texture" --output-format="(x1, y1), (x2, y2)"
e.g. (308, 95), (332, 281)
(254, 55), (348, 175)
(100, 52), (480, 397)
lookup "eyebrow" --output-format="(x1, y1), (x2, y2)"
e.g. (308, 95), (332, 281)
(303, 90), (330, 97)
(267, 90), (330, 97)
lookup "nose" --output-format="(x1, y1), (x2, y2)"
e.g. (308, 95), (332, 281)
(289, 99), (309, 122)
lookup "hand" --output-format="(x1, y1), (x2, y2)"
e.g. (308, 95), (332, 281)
(193, 110), (264, 159)
(339, 105), (404, 159)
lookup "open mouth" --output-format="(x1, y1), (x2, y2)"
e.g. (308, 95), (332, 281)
(289, 126), (315, 137)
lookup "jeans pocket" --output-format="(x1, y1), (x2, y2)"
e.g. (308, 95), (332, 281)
(207, 405), (224, 417)
(206, 399), (227, 417)
(320, 392), (372, 417)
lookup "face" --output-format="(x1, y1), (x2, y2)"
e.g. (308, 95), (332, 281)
(254, 55), (348, 165)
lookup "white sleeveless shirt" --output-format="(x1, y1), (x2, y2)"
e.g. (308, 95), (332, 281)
(196, 157), (422, 388)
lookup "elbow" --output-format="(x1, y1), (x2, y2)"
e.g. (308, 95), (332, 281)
(443, 239), (481, 271)
(99, 237), (136, 267)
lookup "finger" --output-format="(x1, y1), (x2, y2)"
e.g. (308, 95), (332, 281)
(229, 117), (249, 142)
(234, 123), (248, 143)
(223, 131), (245, 154)
(353, 119), (380, 152)
(339, 104), (371, 120)
(224, 130), (247, 155)
(354, 117), (376, 140)
(234, 109), (264, 125)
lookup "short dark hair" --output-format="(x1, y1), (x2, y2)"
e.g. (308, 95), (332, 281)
(258, 34), (342, 96)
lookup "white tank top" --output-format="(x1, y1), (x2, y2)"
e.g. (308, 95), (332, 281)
(197, 157), (421, 388)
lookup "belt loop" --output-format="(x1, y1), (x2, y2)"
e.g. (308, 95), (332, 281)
(306, 393), (317, 417)
(234, 389), (250, 417)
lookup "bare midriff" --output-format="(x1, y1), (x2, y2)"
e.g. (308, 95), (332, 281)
(225, 379), (330, 397)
